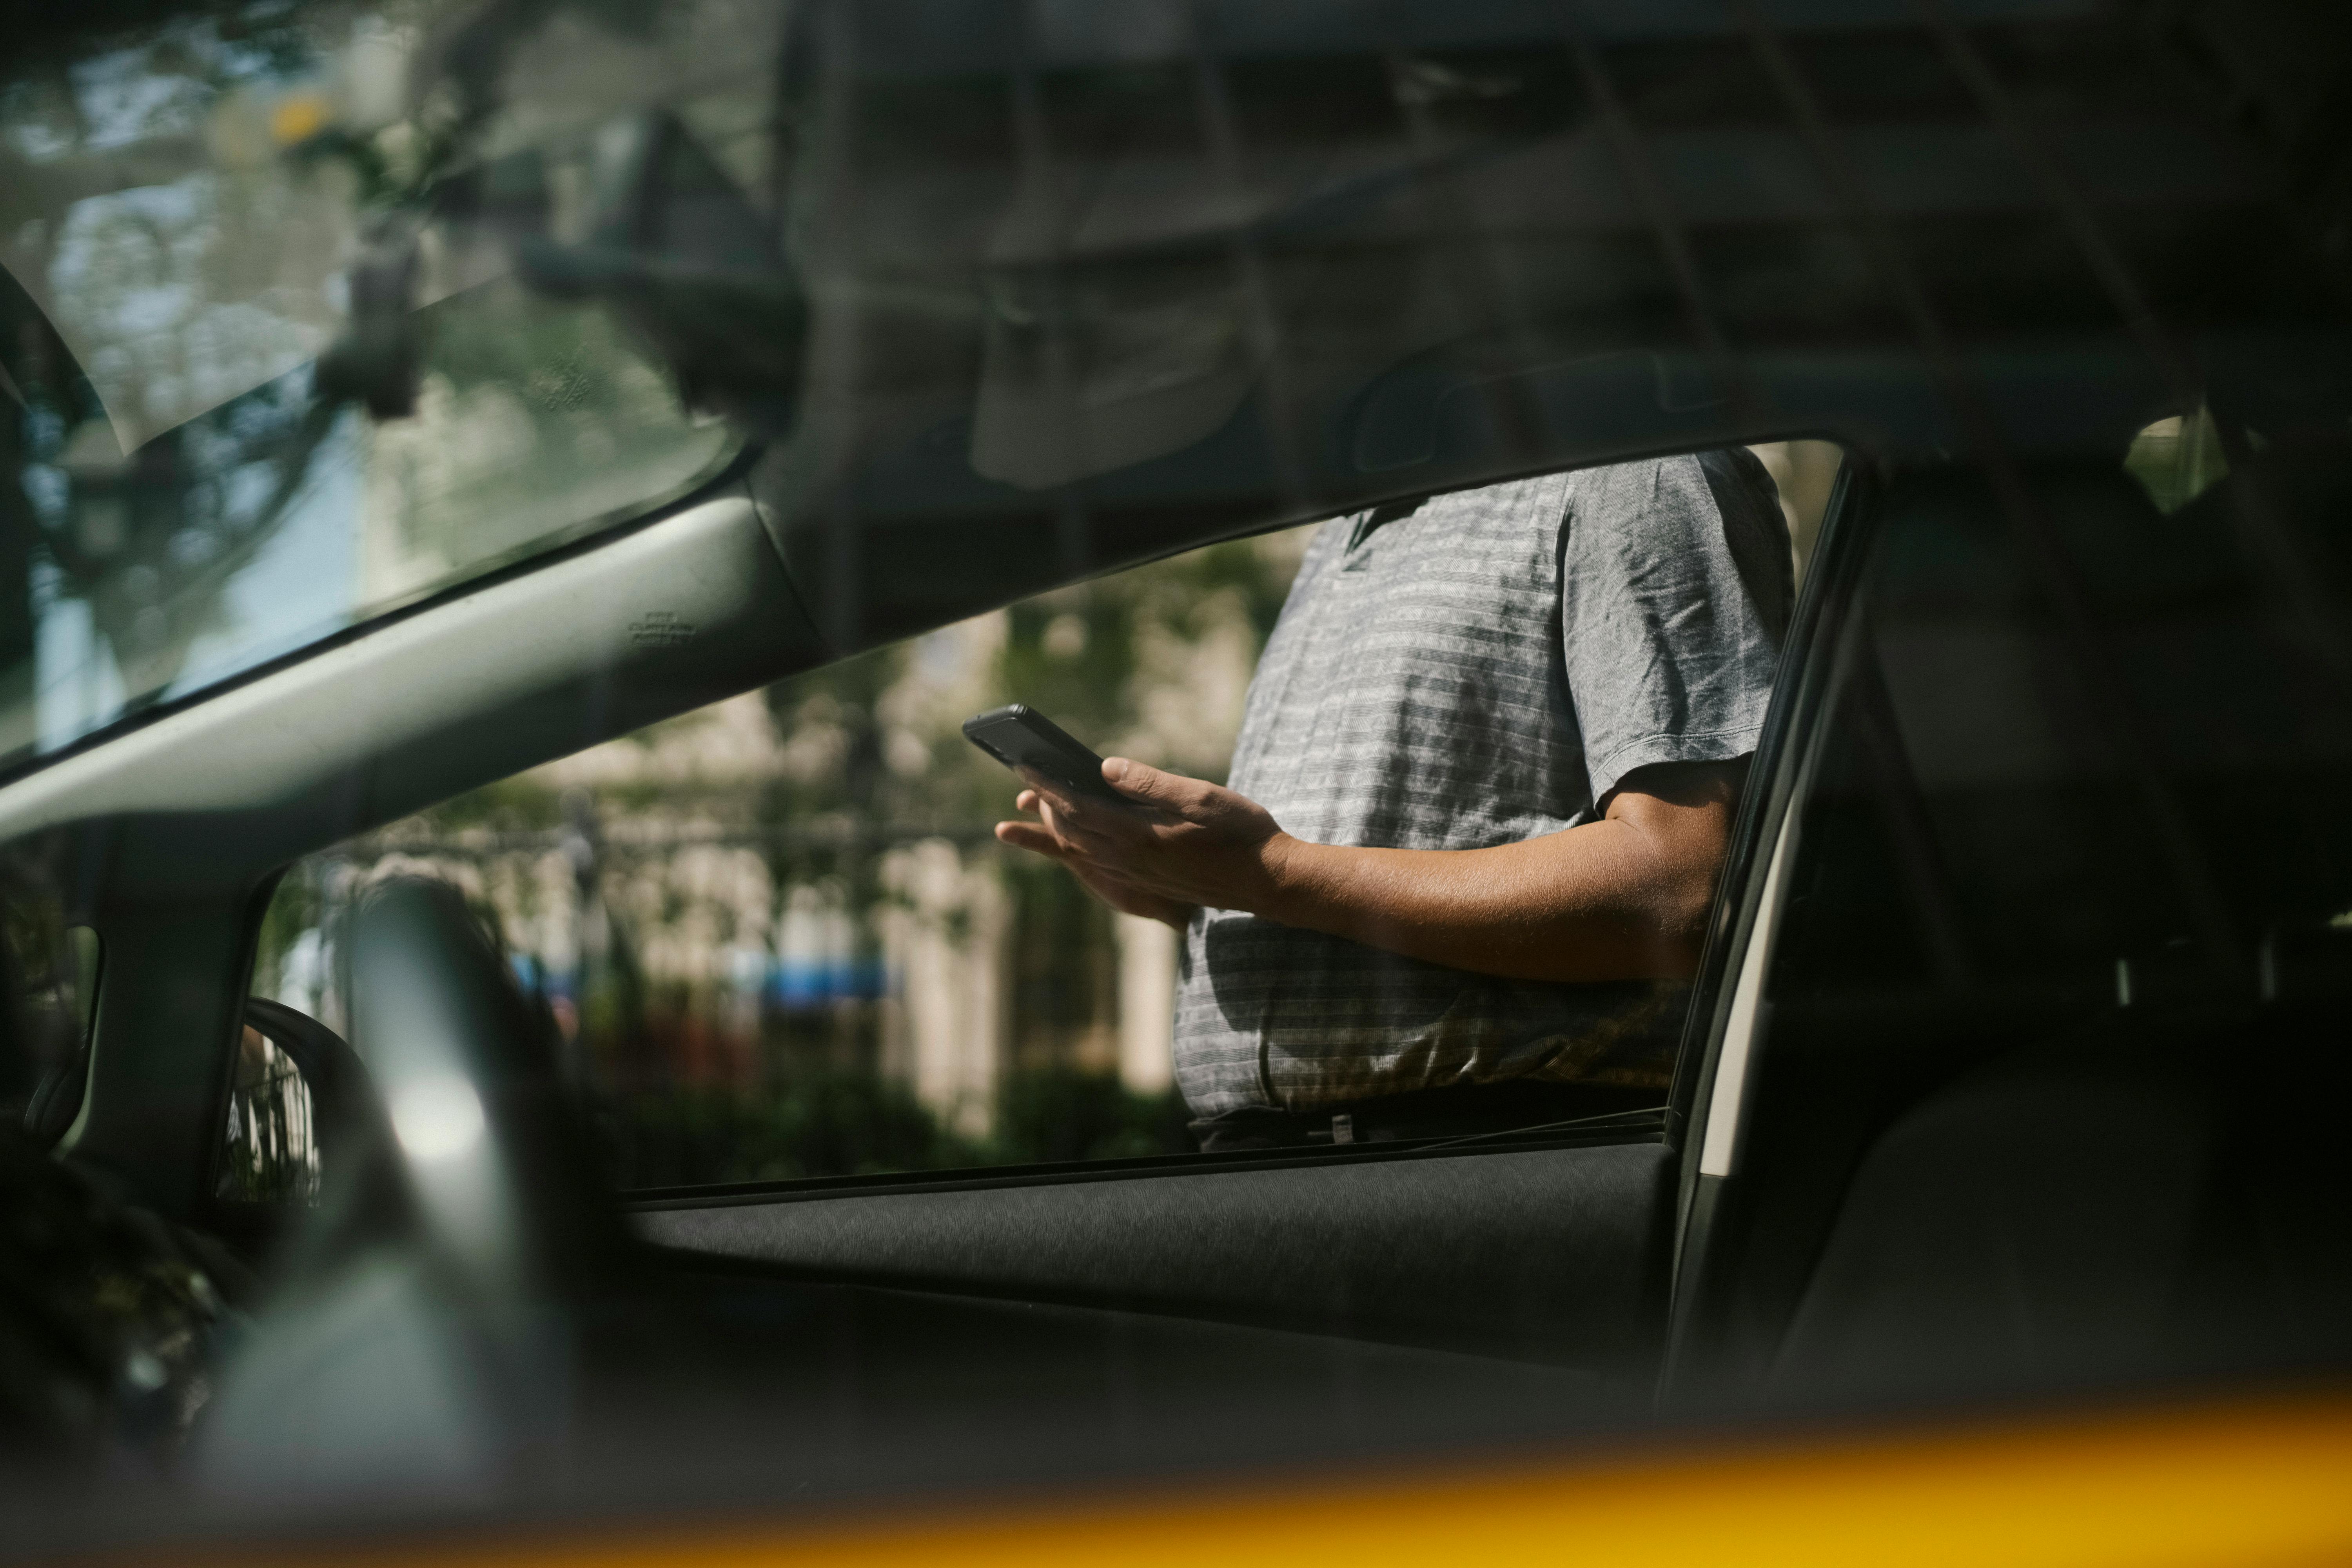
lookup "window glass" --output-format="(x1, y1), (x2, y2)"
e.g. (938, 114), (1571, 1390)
(258, 445), (1829, 1189)
(1770, 430), (2352, 1014)
(1718, 424), (2352, 1372)
(8, 0), (2318, 792)
(0, 3), (747, 771)
(2122, 407), (2231, 517)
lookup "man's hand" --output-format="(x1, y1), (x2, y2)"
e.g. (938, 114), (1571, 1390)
(995, 755), (1747, 982)
(993, 760), (1293, 931)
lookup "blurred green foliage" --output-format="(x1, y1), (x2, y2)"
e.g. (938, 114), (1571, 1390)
(994, 1066), (1193, 1165)
(597, 1065), (1190, 1188)
(598, 1070), (970, 1187)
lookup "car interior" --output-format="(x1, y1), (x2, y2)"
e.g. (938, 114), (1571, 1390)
(5, 426), (2349, 1541)
(1671, 441), (2352, 1409)
(2, 0), (2350, 1551)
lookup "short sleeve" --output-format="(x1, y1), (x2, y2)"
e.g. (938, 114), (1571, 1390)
(1561, 449), (1794, 806)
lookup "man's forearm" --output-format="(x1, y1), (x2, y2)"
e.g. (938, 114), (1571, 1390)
(998, 756), (1744, 986)
(1257, 817), (1717, 983)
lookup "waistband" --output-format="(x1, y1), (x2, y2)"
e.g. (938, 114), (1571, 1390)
(1188, 1079), (1665, 1153)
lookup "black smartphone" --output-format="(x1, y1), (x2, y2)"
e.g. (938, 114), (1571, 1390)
(962, 704), (1130, 807)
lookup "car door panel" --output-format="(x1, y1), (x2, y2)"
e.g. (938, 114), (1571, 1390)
(639, 1139), (1673, 1372)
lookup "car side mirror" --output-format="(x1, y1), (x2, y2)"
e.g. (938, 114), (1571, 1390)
(216, 997), (370, 1204)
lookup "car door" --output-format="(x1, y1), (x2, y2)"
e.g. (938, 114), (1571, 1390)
(1666, 434), (2352, 1408)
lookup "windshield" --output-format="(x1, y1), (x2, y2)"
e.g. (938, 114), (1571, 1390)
(0, 4), (748, 767)
(9, 0), (2343, 778)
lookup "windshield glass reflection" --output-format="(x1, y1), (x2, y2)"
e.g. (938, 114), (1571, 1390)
(0, 2), (750, 767)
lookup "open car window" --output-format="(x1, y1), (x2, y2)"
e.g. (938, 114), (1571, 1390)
(253, 442), (1835, 1190)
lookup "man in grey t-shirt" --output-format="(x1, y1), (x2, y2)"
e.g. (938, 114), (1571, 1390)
(996, 451), (1792, 1143)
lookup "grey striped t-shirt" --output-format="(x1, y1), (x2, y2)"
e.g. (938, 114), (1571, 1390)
(1172, 451), (1792, 1117)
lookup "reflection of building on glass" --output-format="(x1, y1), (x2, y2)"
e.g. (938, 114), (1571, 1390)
(0, 5), (750, 772)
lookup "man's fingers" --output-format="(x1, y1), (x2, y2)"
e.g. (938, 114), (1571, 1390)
(1033, 793), (1090, 846)
(1015, 769), (1088, 824)
(1105, 757), (1212, 819)
(1101, 756), (1157, 800)
(1026, 769), (1163, 846)
(1019, 771), (1096, 829)
(995, 821), (1066, 857)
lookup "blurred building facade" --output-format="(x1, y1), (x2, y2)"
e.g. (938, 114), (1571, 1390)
(257, 521), (1308, 1179)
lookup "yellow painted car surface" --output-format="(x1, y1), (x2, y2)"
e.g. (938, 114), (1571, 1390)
(221, 1390), (2352, 1568)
